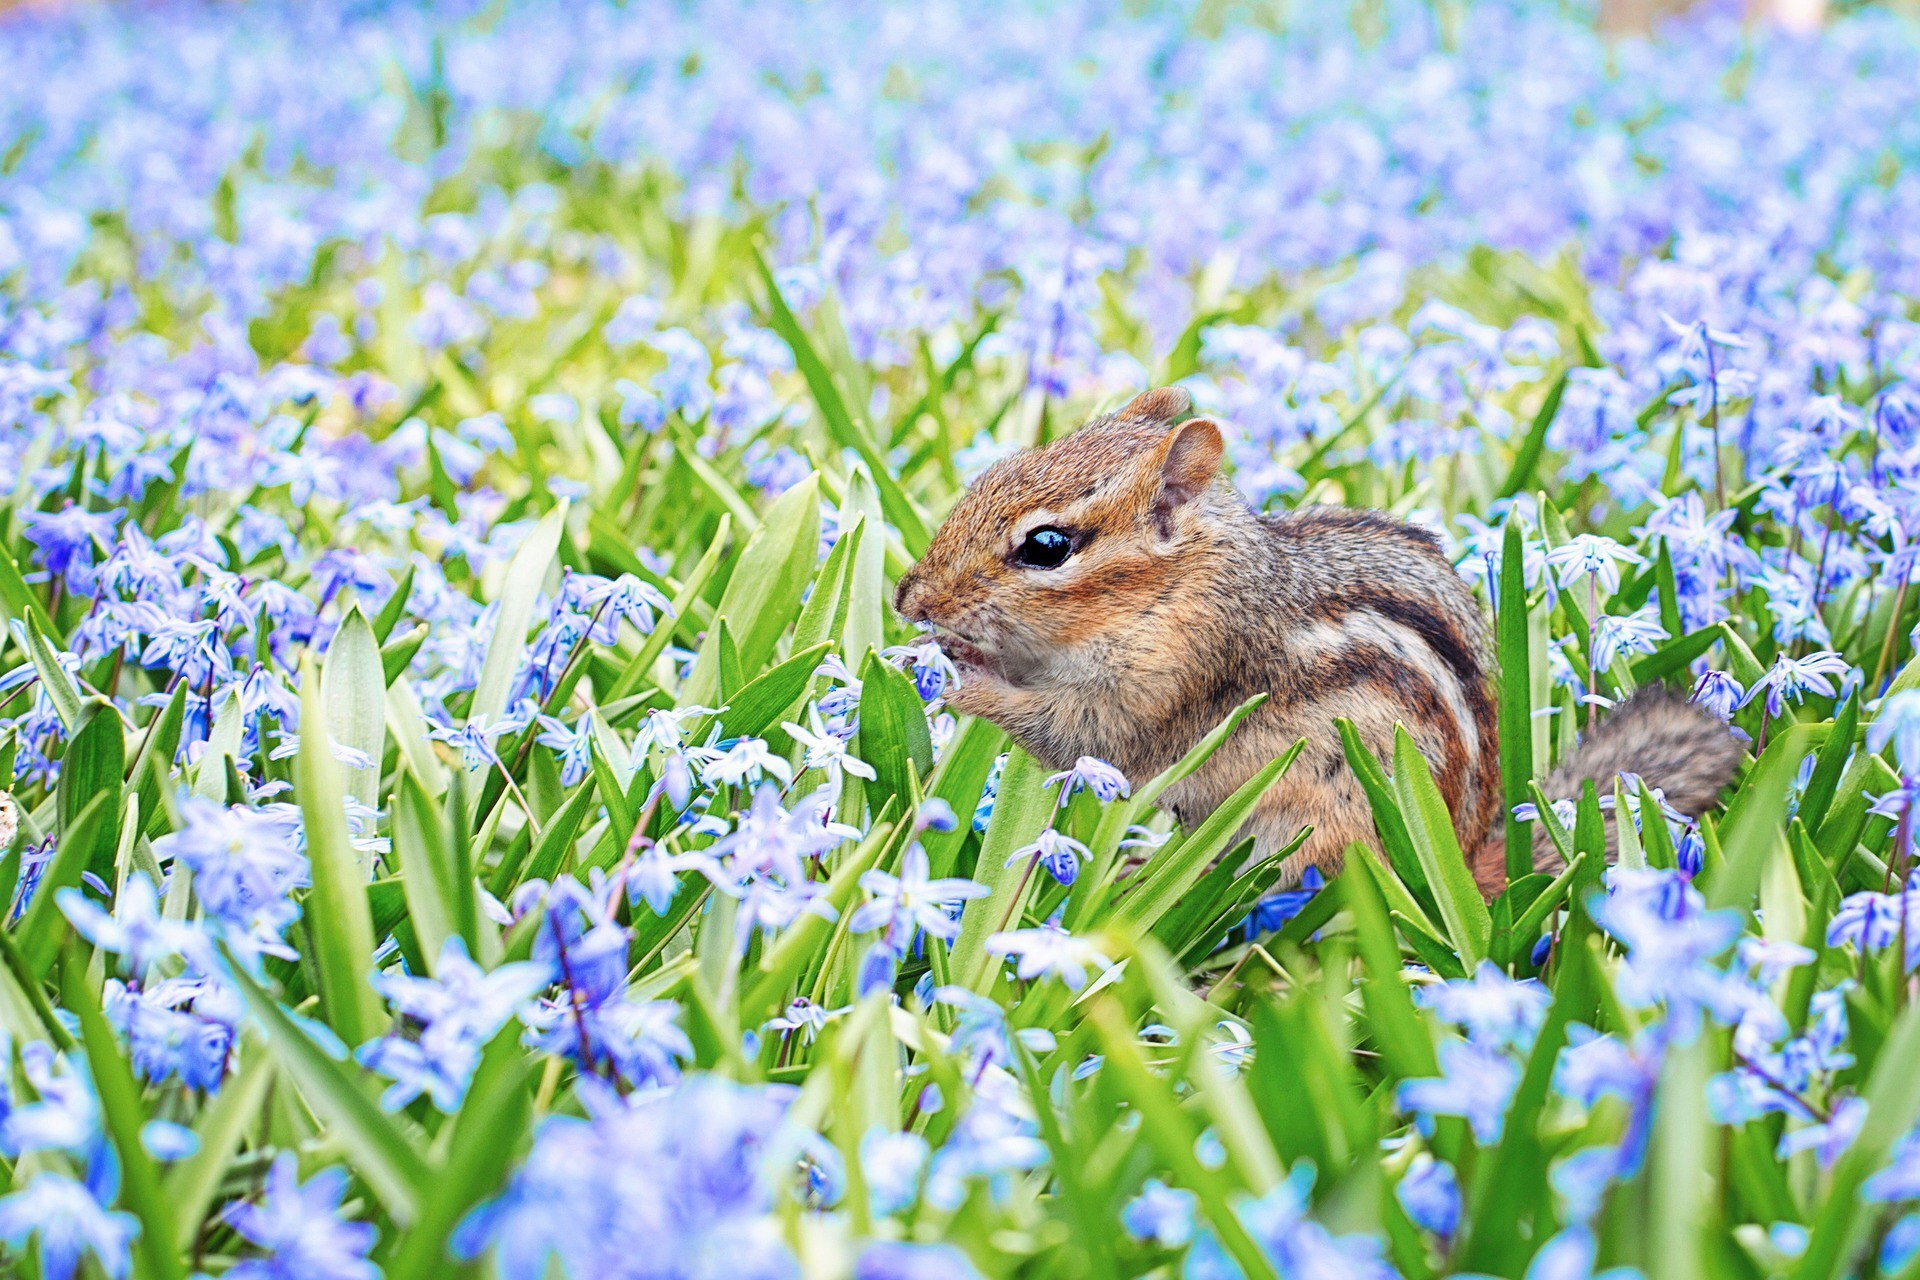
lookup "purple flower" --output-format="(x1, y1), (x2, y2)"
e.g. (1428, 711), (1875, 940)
(1872, 689), (1920, 778)
(855, 1241), (982, 1280)
(1006, 827), (1092, 887)
(1690, 670), (1745, 719)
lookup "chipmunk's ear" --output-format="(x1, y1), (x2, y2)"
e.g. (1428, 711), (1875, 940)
(1117, 386), (1193, 426)
(1149, 417), (1223, 526)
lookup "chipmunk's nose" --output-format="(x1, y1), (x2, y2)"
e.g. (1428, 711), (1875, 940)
(894, 567), (932, 623)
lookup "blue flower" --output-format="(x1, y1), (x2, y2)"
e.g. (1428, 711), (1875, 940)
(1123, 1178), (1196, 1247)
(0, 1171), (138, 1280)
(1396, 1155), (1460, 1239)
(223, 1154), (378, 1280)
(1871, 688), (1920, 778)
(1044, 756), (1132, 802)
(21, 504), (122, 593)
(1741, 651), (1853, 719)
(1416, 961), (1551, 1052)
(850, 846), (989, 950)
(1397, 1039), (1520, 1143)
(855, 1241), (983, 1280)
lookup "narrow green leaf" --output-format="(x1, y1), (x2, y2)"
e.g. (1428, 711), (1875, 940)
(682, 474), (819, 702)
(471, 501), (569, 735)
(65, 956), (185, 1280)
(297, 658), (385, 1044)
(0, 541), (58, 638)
(839, 466), (889, 668)
(165, 1044), (275, 1252)
(372, 563), (416, 643)
(1335, 719), (1431, 906)
(1496, 518), (1535, 882)
(952, 749), (1055, 992)
(1391, 725), (1492, 968)
(223, 955), (428, 1222)
(855, 649), (934, 810)
(1494, 370), (1568, 499)
(921, 715), (1005, 879)
(20, 610), (83, 732)
(393, 768), (460, 971)
(1799, 688), (1858, 834)
(58, 697), (125, 887)
(384, 1026), (536, 1280)
(20, 791), (111, 976)
(1112, 742), (1305, 933)
(1343, 852), (1438, 1079)
(323, 605), (388, 818)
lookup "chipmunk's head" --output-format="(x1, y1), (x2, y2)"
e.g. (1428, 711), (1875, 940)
(894, 387), (1233, 714)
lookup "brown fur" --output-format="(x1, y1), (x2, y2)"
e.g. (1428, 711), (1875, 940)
(895, 388), (1742, 896)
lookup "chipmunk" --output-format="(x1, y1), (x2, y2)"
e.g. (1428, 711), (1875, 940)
(894, 387), (1742, 897)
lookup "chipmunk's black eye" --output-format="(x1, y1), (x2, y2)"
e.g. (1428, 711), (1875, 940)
(1015, 526), (1074, 569)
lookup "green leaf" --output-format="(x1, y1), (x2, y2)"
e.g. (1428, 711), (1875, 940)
(384, 1026), (536, 1280)
(1708, 722), (1823, 914)
(323, 604), (389, 819)
(682, 473), (820, 702)
(65, 955), (185, 1280)
(164, 1044), (276, 1253)
(58, 697), (125, 887)
(1335, 718), (1431, 906)
(703, 641), (832, 744)
(791, 513), (863, 658)
(297, 658), (385, 1044)
(838, 466), (889, 667)
(392, 767), (461, 971)
(1493, 850), (1587, 966)
(1343, 853), (1439, 1079)
(20, 609), (83, 732)
(20, 791), (111, 977)
(920, 715), (1005, 879)
(1628, 625), (1720, 686)
(224, 955), (429, 1223)
(1391, 725), (1492, 968)
(1793, 1001), (1920, 1280)
(494, 773), (600, 895)
(471, 500), (569, 737)
(855, 649), (934, 811)
(1798, 688), (1858, 834)
(1112, 741), (1305, 933)
(604, 512), (731, 705)
(372, 563), (417, 643)
(1071, 694), (1268, 929)
(952, 748), (1056, 992)
(1494, 370), (1567, 499)
(1496, 516), (1535, 883)
(756, 249), (932, 552)
(0, 541), (58, 638)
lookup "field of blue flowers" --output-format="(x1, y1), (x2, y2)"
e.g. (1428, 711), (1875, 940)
(4, 0), (1920, 1276)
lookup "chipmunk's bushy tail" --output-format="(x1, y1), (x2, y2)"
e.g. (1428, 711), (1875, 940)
(1471, 685), (1742, 895)
(1539, 684), (1742, 834)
